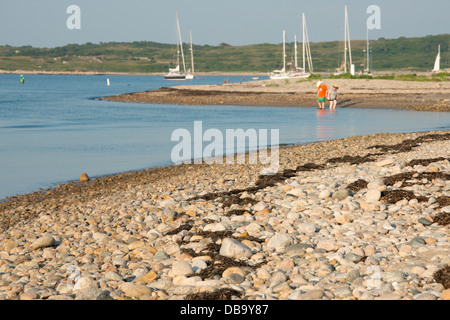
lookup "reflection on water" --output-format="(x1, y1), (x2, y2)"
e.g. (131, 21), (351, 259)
(316, 109), (328, 139)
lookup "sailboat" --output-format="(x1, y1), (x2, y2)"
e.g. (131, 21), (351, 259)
(186, 30), (195, 80)
(432, 44), (441, 73)
(270, 30), (289, 80)
(288, 13), (313, 79)
(334, 5), (354, 75)
(270, 13), (313, 80)
(164, 12), (187, 81)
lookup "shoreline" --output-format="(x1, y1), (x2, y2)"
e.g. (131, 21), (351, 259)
(2, 130), (449, 226)
(0, 128), (444, 210)
(101, 78), (450, 112)
(0, 130), (449, 300)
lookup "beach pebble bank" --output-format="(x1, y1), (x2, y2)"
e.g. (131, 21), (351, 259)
(0, 131), (449, 300)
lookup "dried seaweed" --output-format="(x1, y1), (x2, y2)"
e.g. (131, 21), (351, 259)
(380, 190), (428, 204)
(346, 179), (369, 193)
(434, 266), (450, 289)
(185, 288), (243, 300)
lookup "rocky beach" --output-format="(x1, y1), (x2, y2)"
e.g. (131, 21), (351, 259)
(102, 78), (450, 112)
(1, 128), (449, 301)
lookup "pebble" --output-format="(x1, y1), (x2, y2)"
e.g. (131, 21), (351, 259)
(418, 218), (433, 226)
(120, 283), (152, 298)
(366, 189), (382, 201)
(172, 261), (194, 276)
(267, 233), (294, 249)
(333, 189), (353, 201)
(79, 173), (90, 182)
(29, 236), (55, 250)
(0, 131), (449, 301)
(219, 238), (253, 259)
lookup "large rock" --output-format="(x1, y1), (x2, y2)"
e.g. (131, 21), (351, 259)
(171, 261), (194, 276)
(253, 201), (269, 212)
(219, 238), (252, 259)
(332, 189), (353, 201)
(120, 283), (152, 298)
(267, 233), (294, 250)
(30, 236), (55, 250)
(79, 173), (90, 182)
(366, 189), (382, 201)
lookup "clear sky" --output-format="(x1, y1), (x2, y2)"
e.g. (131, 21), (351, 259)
(0, 0), (448, 48)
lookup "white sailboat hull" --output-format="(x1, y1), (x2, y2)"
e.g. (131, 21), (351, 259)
(164, 75), (187, 81)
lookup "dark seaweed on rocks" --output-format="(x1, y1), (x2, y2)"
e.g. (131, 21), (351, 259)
(221, 196), (259, 208)
(380, 190), (428, 204)
(383, 172), (419, 186)
(346, 179), (369, 193)
(383, 171), (450, 187)
(327, 154), (378, 165)
(185, 288), (243, 300)
(434, 266), (450, 289)
(434, 211), (450, 226)
(225, 209), (249, 217)
(435, 196), (450, 208)
(406, 157), (449, 167)
(165, 221), (194, 235)
(296, 163), (326, 171)
(369, 133), (450, 154)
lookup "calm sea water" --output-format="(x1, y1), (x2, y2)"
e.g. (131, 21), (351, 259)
(0, 74), (449, 200)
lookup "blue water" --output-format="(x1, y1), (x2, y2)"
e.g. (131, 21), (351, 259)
(0, 74), (449, 200)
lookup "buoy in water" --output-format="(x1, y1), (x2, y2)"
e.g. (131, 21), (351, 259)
(20, 75), (24, 84)
(107, 78), (110, 86)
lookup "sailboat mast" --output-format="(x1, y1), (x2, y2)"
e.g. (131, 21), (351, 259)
(347, 6), (352, 72)
(176, 13), (187, 73)
(283, 30), (286, 72)
(302, 13), (306, 72)
(294, 35), (298, 70)
(175, 12), (180, 68)
(367, 28), (370, 73)
(344, 6), (348, 73)
(190, 30), (194, 74)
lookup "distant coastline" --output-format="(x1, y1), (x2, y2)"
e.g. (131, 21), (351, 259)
(0, 70), (270, 77)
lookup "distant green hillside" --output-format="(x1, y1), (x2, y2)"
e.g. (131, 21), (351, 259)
(0, 34), (448, 74)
